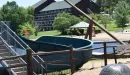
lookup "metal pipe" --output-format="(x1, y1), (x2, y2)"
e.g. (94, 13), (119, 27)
(64, 0), (125, 45)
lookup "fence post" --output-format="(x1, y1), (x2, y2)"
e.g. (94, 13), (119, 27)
(103, 42), (107, 66)
(27, 48), (33, 75)
(69, 45), (75, 74)
(113, 47), (117, 64)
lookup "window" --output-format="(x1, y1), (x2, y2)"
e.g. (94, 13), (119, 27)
(64, 9), (67, 12)
(54, 10), (56, 13)
(68, 8), (71, 11)
(42, 22), (44, 24)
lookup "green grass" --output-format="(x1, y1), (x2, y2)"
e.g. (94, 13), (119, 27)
(29, 30), (61, 39)
(95, 21), (130, 32)
(28, 21), (130, 39)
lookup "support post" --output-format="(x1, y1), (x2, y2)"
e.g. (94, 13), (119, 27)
(89, 19), (93, 40)
(69, 45), (75, 74)
(85, 19), (93, 40)
(27, 48), (33, 75)
(64, 0), (125, 45)
(103, 42), (107, 66)
(113, 47), (117, 64)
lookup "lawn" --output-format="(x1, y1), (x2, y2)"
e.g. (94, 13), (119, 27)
(29, 30), (61, 39)
(95, 21), (130, 32)
(29, 21), (130, 39)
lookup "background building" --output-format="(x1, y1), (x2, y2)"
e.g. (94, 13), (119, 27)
(33, 0), (100, 31)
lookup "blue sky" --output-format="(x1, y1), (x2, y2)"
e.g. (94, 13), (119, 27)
(0, 0), (63, 8)
(0, 0), (40, 7)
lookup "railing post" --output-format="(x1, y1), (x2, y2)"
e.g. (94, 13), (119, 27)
(27, 48), (33, 75)
(69, 45), (75, 74)
(113, 47), (117, 64)
(103, 42), (107, 66)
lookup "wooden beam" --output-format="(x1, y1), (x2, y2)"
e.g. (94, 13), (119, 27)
(64, 0), (125, 45)
(69, 46), (75, 74)
(32, 46), (118, 56)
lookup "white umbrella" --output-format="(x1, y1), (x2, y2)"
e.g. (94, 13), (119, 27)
(70, 21), (89, 28)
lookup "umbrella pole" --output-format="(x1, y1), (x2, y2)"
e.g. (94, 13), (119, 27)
(64, 0), (125, 45)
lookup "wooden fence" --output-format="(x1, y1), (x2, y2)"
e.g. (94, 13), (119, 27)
(0, 42), (130, 75)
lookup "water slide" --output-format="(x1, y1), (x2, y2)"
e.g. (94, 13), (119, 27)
(20, 36), (93, 70)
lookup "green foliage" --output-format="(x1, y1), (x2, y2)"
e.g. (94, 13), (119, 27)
(26, 6), (34, 24)
(53, 12), (81, 34)
(114, 1), (130, 30)
(20, 23), (35, 35)
(0, 10), (3, 20)
(100, 15), (111, 29)
(0, 1), (34, 34)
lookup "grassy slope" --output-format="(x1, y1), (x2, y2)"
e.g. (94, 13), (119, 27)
(29, 30), (61, 39)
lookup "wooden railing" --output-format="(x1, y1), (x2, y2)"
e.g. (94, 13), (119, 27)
(0, 42), (130, 75)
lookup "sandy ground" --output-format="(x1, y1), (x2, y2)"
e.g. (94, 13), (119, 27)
(73, 32), (130, 41)
(72, 32), (130, 75)
(73, 58), (130, 75)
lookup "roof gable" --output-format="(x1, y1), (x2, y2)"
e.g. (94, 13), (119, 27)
(40, 0), (80, 12)
(32, 0), (46, 8)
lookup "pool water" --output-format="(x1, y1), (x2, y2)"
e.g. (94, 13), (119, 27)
(92, 41), (128, 55)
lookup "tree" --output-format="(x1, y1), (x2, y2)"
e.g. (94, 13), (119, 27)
(99, 0), (121, 14)
(114, 1), (130, 30)
(26, 6), (34, 24)
(1, 1), (34, 35)
(100, 15), (111, 29)
(53, 12), (81, 34)
(0, 9), (3, 20)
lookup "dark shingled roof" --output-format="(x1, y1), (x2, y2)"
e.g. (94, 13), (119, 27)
(32, 0), (46, 8)
(40, 0), (80, 12)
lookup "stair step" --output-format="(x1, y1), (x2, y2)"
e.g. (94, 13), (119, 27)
(0, 41), (4, 45)
(5, 59), (20, 64)
(9, 63), (22, 67)
(0, 45), (6, 49)
(12, 67), (27, 72)
(0, 52), (12, 57)
(16, 71), (27, 75)
(0, 49), (8, 53)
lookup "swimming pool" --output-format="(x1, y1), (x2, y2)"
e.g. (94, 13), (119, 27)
(92, 41), (128, 55)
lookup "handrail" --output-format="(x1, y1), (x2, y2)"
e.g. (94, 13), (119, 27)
(0, 30), (26, 50)
(32, 45), (119, 56)
(0, 45), (120, 62)
(0, 21), (46, 72)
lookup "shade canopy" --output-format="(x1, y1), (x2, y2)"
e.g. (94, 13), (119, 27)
(70, 21), (90, 28)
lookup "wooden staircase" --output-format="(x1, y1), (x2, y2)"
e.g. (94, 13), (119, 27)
(0, 41), (28, 75)
(0, 21), (45, 75)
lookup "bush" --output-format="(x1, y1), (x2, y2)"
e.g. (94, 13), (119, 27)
(20, 23), (35, 35)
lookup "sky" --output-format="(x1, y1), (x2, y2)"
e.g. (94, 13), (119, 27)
(0, 0), (63, 8)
